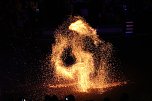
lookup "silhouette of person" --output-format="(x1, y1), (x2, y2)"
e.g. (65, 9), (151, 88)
(44, 95), (58, 101)
(65, 94), (75, 101)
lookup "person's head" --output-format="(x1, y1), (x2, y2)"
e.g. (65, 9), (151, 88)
(65, 94), (75, 101)
(44, 95), (58, 101)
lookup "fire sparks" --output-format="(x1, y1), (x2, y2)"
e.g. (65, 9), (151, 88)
(49, 16), (126, 93)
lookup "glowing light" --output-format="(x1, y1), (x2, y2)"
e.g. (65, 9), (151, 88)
(49, 16), (126, 93)
(69, 20), (96, 36)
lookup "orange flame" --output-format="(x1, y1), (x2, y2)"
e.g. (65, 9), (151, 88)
(50, 16), (125, 93)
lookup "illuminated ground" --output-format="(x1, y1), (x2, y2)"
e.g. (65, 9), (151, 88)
(1, 82), (133, 101)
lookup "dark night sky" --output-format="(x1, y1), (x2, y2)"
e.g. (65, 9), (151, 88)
(0, 0), (152, 101)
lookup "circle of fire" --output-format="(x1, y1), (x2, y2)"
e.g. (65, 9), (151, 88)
(49, 16), (126, 93)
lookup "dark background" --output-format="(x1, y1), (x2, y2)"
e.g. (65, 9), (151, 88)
(0, 0), (152, 100)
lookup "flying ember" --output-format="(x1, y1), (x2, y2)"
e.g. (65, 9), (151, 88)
(49, 16), (126, 93)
